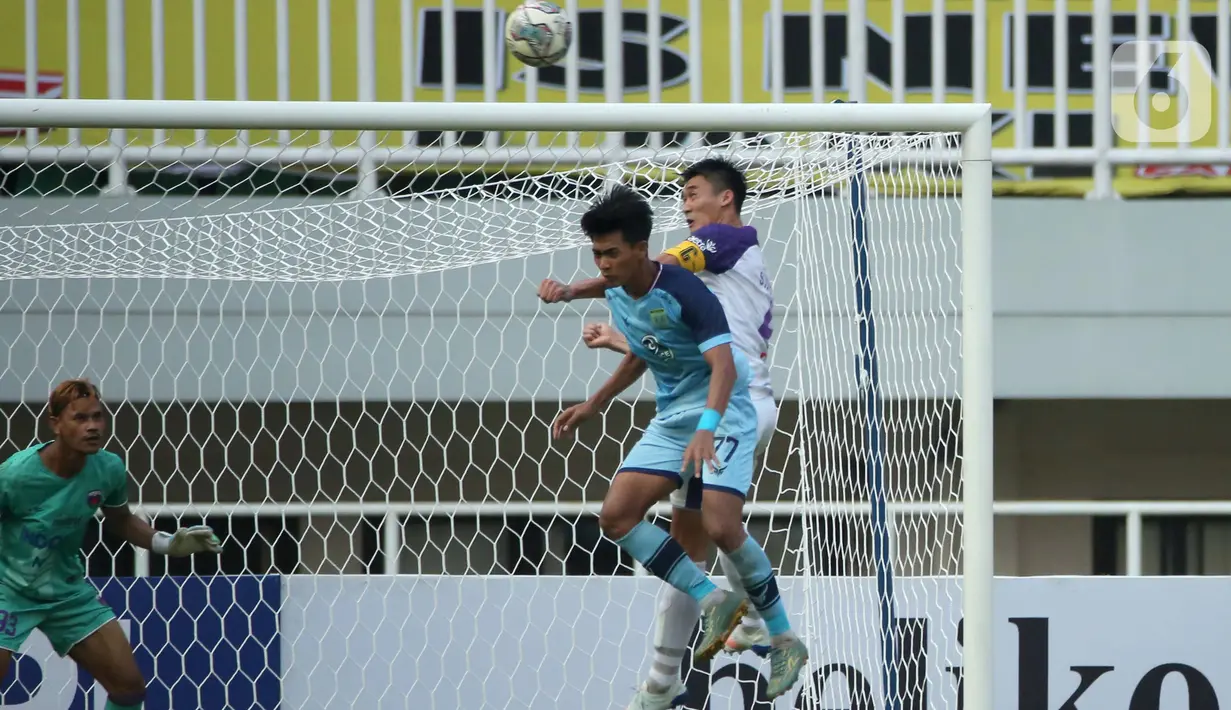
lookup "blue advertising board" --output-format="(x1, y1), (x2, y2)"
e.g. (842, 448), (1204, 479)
(0, 575), (281, 709)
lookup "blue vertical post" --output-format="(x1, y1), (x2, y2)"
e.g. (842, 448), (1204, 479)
(840, 100), (899, 710)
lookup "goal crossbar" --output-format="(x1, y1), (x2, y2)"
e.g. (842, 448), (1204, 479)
(0, 98), (992, 138)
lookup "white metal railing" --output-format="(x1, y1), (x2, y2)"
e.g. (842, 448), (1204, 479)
(8, 0), (1231, 198)
(122, 499), (1228, 578)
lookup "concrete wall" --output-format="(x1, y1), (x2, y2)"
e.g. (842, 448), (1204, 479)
(3, 196), (1227, 401)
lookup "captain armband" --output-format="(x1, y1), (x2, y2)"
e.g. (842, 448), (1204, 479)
(663, 241), (706, 273)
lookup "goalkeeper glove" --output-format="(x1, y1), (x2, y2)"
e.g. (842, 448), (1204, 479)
(151, 525), (222, 556)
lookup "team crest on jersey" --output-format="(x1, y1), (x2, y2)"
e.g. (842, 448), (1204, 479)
(640, 334), (675, 362)
(649, 308), (670, 329)
(87, 490), (103, 507)
(687, 235), (718, 253)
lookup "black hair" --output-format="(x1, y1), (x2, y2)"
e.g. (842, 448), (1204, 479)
(680, 157), (747, 214)
(579, 184), (654, 244)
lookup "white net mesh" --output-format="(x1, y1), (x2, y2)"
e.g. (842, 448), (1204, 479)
(0, 122), (965, 710)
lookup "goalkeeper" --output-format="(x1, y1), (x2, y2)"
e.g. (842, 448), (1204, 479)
(0, 379), (222, 710)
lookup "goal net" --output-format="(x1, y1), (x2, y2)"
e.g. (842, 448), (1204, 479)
(0, 102), (989, 710)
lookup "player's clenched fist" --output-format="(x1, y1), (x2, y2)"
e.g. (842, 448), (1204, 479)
(152, 525), (223, 557)
(537, 279), (573, 303)
(553, 401), (597, 438)
(582, 322), (626, 353)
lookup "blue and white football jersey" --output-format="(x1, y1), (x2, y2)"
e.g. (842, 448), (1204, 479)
(605, 263), (753, 423)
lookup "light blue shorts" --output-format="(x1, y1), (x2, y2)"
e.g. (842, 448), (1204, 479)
(617, 396), (759, 506)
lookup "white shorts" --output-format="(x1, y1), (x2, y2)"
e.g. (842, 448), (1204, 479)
(669, 390), (778, 510)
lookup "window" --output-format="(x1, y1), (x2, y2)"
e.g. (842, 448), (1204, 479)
(1092, 516), (1231, 575)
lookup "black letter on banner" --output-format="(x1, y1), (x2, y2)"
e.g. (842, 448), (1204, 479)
(1008, 617), (1050, 710)
(797, 664), (876, 710)
(415, 8), (503, 147)
(418, 8), (506, 90)
(529, 10), (688, 95)
(1061, 666), (1115, 710)
(1128, 664), (1220, 710)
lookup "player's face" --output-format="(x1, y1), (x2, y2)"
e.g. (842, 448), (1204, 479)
(591, 232), (648, 286)
(681, 175), (731, 231)
(50, 397), (107, 454)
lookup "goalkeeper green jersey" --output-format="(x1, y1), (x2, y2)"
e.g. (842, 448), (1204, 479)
(0, 445), (129, 601)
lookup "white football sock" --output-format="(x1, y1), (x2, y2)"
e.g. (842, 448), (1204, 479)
(718, 550), (764, 628)
(647, 561), (705, 694)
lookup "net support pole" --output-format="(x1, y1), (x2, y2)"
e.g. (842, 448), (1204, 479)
(354, 0), (381, 198)
(840, 101), (899, 710)
(959, 110), (995, 710)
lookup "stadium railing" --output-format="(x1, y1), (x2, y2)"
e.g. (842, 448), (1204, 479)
(122, 499), (1231, 578)
(5, 0), (1231, 198)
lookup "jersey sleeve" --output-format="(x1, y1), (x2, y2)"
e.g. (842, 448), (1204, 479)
(103, 453), (130, 508)
(674, 225), (760, 275)
(661, 268), (733, 352)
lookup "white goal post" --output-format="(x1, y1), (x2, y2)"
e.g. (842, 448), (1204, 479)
(0, 99), (993, 710)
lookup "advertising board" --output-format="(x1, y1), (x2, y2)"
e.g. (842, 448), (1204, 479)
(0, 0), (1224, 195)
(2, 574), (1223, 709)
(0, 576), (280, 710)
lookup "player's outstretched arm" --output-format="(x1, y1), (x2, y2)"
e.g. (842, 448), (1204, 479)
(101, 504), (158, 549)
(102, 505), (222, 557)
(553, 353), (647, 438)
(538, 253), (683, 304)
(588, 352), (648, 409)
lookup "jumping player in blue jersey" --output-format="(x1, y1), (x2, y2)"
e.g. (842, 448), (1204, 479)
(540, 158), (778, 710)
(551, 185), (808, 702)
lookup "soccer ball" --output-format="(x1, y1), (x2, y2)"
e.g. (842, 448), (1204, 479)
(505, 2), (573, 68)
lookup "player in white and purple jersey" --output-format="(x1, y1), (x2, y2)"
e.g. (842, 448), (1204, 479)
(538, 159), (781, 710)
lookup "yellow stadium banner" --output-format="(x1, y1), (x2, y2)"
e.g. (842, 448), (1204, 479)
(0, 0), (1227, 196)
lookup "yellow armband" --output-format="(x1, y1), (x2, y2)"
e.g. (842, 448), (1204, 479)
(662, 241), (706, 273)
